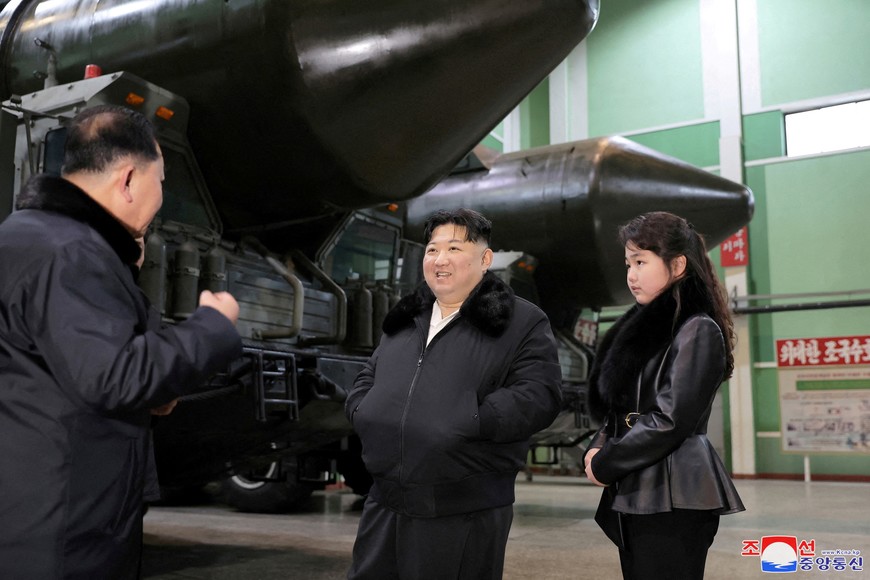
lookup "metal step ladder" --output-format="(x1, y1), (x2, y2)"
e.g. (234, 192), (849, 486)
(244, 346), (300, 422)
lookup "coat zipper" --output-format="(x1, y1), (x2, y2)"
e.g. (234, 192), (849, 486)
(398, 352), (424, 484)
(397, 314), (460, 484)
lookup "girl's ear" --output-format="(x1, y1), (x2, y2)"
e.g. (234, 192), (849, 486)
(672, 255), (687, 279)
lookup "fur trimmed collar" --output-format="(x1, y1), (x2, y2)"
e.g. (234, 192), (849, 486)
(383, 271), (515, 337)
(588, 277), (714, 421)
(16, 174), (141, 265)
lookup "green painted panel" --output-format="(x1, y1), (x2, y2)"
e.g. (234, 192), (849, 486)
(481, 134), (503, 154)
(757, 0), (870, 106)
(756, 437), (870, 476)
(799, 453), (870, 476)
(710, 244), (721, 272)
(720, 379), (733, 471)
(627, 122), (719, 167)
(520, 79), (550, 149)
(743, 111), (785, 162)
(762, 149), (870, 339)
(483, 121), (504, 153)
(586, 0), (705, 136)
(797, 380), (870, 391)
(756, 437), (804, 474)
(753, 368), (781, 432)
(744, 166), (775, 363)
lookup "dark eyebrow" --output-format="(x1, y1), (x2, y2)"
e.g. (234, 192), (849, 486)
(428, 239), (467, 245)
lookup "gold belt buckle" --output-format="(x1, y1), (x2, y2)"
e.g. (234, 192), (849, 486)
(624, 412), (640, 428)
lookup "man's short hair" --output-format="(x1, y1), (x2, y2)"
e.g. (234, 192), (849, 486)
(423, 208), (492, 246)
(61, 105), (159, 175)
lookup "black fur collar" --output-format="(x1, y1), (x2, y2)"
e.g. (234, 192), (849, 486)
(383, 271), (515, 337)
(16, 174), (141, 265)
(588, 277), (714, 421)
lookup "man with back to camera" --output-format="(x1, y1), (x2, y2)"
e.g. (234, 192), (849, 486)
(0, 105), (242, 579)
(345, 208), (563, 579)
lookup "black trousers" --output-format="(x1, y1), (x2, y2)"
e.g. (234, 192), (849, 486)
(347, 494), (513, 580)
(618, 508), (720, 580)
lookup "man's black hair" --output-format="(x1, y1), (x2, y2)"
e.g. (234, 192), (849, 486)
(61, 105), (159, 175)
(422, 208), (492, 246)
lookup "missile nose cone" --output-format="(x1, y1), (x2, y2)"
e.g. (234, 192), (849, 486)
(406, 135), (754, 313)
(295, 0), (601, 206)
(592, 137), (754, 249)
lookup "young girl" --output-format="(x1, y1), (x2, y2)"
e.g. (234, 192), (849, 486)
(584, 211), (745, 579)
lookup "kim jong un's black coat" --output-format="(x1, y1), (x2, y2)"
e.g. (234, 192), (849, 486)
(0, 175), (242, 579)
(585, 277), (744, 544)
(346, 272), (563, 518)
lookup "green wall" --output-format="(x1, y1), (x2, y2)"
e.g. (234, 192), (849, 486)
(582, 0), (870, 478)
(743, 112), (785, 162)
(479, 0), (870, 478)
(628, 122), (720, 168)
(761, 150), (870, 338)
(756, 0), (870, 107)
(747, 150), (870, 476)
(481, 127), (504, 154)
(586, 0), (705, 135)
(520, 80), (550, 149)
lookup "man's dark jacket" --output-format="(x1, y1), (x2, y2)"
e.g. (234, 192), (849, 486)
(0, 175), (242, 579)
(345, 272), (562, 518)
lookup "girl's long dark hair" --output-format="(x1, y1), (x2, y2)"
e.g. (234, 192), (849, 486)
(618, 211), (735, 379)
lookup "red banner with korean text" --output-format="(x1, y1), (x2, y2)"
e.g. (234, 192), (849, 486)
(776, 336), (870, 367)
(720, 227), (748, 267)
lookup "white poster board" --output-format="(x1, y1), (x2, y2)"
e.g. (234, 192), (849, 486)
(779, 367), (870, 454)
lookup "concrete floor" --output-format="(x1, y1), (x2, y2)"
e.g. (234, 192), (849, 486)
(142, 477), (869, 579)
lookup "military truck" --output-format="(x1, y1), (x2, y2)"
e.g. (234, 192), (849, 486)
(1, 0), (753, 512)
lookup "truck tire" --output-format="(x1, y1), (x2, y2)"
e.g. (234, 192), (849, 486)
(220, 463), (314, 513)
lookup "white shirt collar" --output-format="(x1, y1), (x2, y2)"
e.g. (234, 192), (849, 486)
(427, 301), (460, 345)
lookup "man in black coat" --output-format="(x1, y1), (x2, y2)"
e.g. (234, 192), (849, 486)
(0, 105), (242, 579)
(345, 208), (562, 580)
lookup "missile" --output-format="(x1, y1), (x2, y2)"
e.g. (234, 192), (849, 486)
(405, 136), (754, 317)
(0, 0), (599, 230)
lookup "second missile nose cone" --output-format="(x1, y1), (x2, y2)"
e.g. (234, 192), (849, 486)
(407, 136), (754, 311)
(592, 137), (754, 244)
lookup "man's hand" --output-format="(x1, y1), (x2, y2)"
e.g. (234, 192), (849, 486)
(134, 237), (146, 269)
(199, 290), (240, 325)
(151, 399), (179, 416)
(584, 447), (608, 487)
